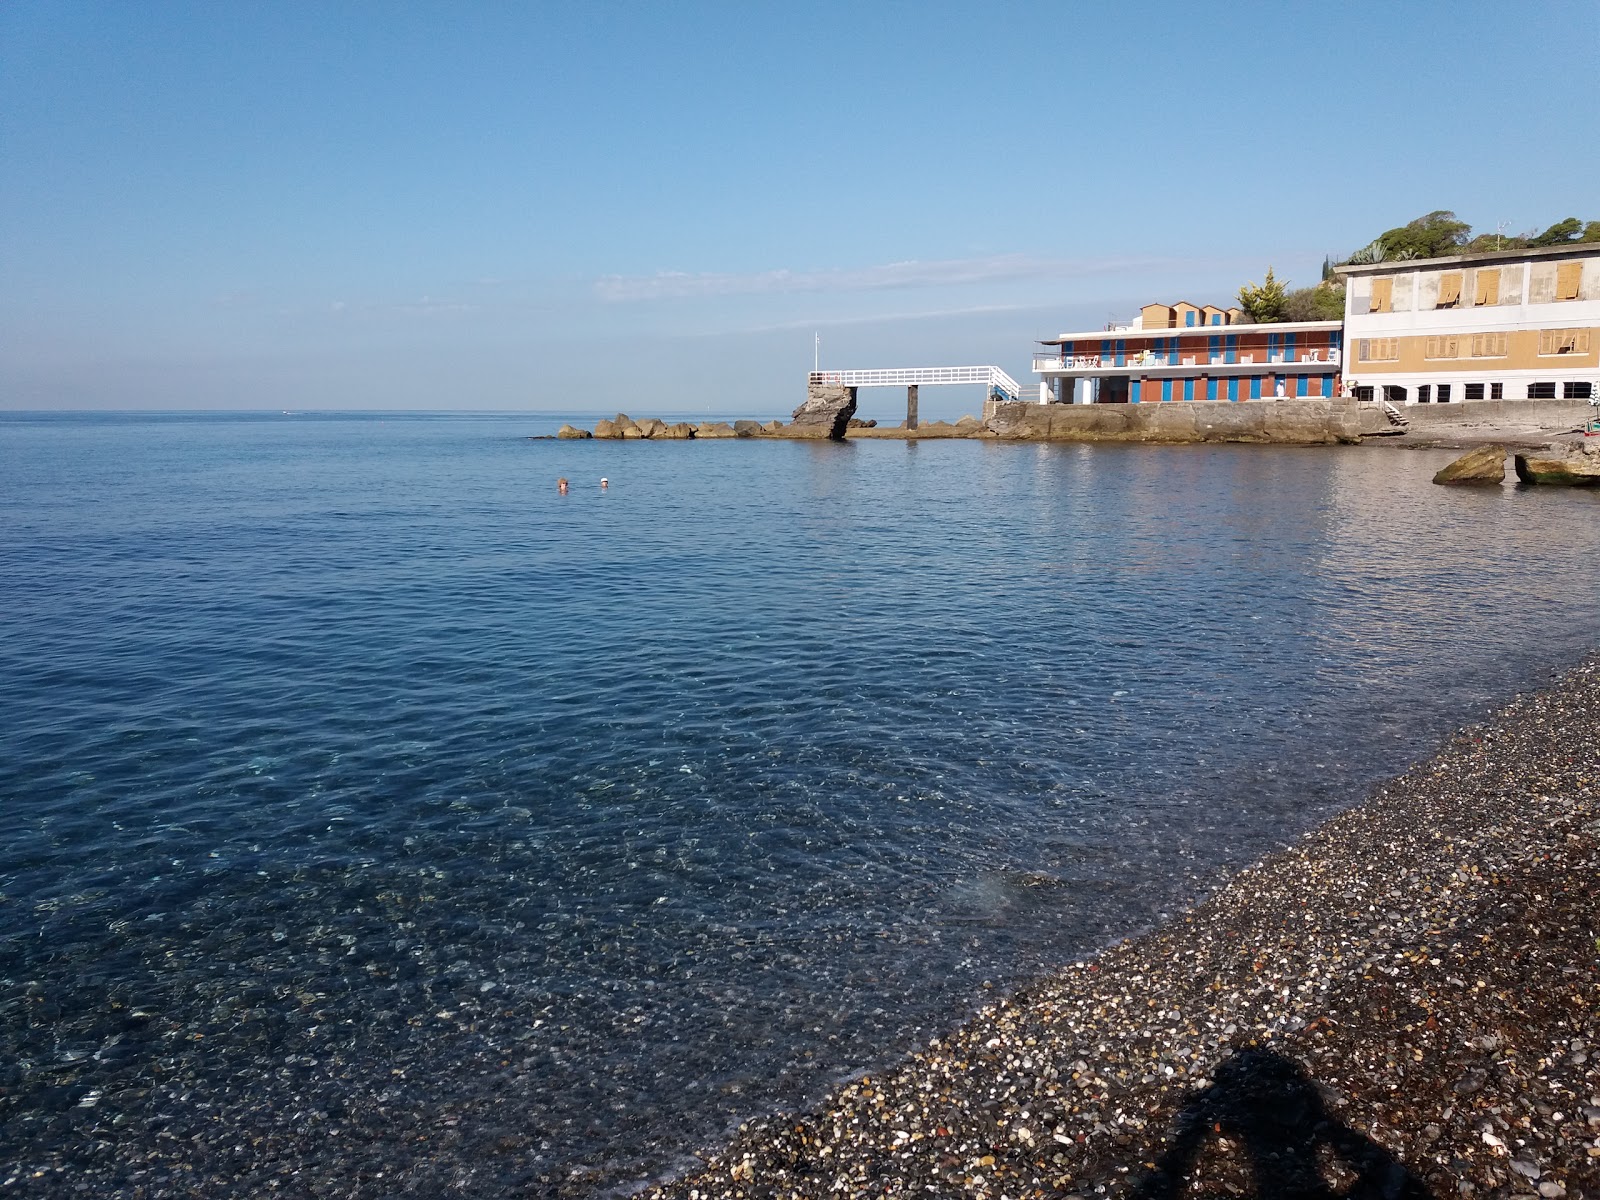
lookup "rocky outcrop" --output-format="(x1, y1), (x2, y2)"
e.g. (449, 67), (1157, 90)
(696, 422), (736, 438)
(846, 417), (878, 429)
(1432, 444), (1506, 485)
(761, 420), (784, 434)
(790, 384), (857, 440)
(732, 420), (763, 437)
(592, 418), (620, 439)
(556, 424), (592, 439)
(1513, 440), (1600, 485)
(658, 422), (696, 439)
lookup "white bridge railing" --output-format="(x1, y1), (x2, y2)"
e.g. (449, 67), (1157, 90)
(809, 365), (1022, 400)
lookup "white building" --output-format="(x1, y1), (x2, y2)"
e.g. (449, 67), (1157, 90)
(1336, 244), (1599, 405)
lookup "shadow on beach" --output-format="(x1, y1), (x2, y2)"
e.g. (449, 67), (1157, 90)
(1131, 1049), (1430, 1200)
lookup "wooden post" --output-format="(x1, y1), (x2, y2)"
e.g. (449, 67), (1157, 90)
(906, 384), (919, 430)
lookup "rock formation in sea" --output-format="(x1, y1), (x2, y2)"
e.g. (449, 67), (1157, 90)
(1513, 440), (1600, 485)
(789, 385), (857, 440)
(1432, 444), (1506, 484)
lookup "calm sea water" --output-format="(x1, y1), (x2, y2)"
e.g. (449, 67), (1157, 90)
(2, 411), (1597, 1196)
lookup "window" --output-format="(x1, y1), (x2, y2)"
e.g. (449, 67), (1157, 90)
(1555, 261), (1582, 300)
(1424, 336), (1460, 359)
(1470, 332), (1508, 357)
(1383, 385), (1408, 404)
(1359, 337), (1399, 361)
(1416, 384), (1431, 403)
(1474, 270), (1500, 306)
(1437, 384), (1452, 403)
(1538, 328), (1591, 355)
(1353, 385), (1374, 402)
(1436, 272), (1463, 307)
(1464, 383), (1485, 400)
(1491, 382), (1503, 399)
(1369, 277), (1394, 313)
(1529, 382), (1557, 399)
(1566, 381), (1594, 400)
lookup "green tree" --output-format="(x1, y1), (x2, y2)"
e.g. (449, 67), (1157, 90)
(1376, 210), (1471, 260)
(1583, 221), (1600, 243)
(1283, 285), (1346, 322)
(1238, 267), (1288, 323)
(1464, 231), (1531, 253)
(1531, 217), (1583, 246)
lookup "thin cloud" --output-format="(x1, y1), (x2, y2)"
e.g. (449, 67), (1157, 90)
(732, 302), (1036, 335)
(593, 253), (1199, 303)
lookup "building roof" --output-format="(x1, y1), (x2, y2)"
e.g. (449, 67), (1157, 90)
(1040, 319), (1339, 346)
(1334, 241), (1599, 278)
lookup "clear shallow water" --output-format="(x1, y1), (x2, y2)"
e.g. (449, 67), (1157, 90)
(2, 411), (1597, 1196)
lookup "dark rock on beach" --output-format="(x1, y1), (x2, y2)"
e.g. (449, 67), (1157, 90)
(639, 657), (1600, 1200)
(1433, 443), (1506, 484)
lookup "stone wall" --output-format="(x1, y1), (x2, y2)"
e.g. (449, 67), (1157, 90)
(984, 400), (1382, 445)
(1398, 398), (1592, 427)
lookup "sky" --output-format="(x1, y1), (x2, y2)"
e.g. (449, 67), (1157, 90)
(3, 0), (1598, 419)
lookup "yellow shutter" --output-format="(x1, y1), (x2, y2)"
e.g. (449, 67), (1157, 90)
(1475, 270), (1500, 305)
(1556, 261), (1582, 300)
(1369, 277), (1392, 312)
(1438, 273), (1462, 306)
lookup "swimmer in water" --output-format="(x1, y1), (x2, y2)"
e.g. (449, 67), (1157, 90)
(600, 477), (608, 489)
(557, 477), (569, 494)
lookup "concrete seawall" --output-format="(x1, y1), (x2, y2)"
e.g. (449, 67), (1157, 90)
(984, 399), (1386, 444)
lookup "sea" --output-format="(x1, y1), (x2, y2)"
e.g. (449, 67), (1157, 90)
(2, 410), (1597, 1196)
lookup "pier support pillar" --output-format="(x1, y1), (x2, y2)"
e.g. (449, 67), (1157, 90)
(906, 385), (919, 430)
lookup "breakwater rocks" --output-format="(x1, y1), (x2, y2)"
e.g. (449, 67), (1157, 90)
(554, 413), (889, 442)
(638, 658), (1600, 1200)
(555, 403), (1390, 446)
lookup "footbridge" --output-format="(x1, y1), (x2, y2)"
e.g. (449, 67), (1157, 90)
(807, 366), (1027, 429)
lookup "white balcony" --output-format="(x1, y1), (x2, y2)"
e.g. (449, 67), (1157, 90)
(1034, 351), (1341, 376)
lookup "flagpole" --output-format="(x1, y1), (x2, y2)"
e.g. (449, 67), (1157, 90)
(814, 332), (819, 373)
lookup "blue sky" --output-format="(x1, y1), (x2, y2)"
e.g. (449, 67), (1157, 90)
(3, 0), (1597, 418)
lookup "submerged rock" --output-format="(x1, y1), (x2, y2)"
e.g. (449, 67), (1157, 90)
(1432, 444), (1505, 485)
(1514, 441), (1600, 486)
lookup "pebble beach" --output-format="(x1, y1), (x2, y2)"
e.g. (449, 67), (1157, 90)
(638, 658), (1600, 1200)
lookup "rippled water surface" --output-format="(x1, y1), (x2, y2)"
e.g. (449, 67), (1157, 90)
(2, 411), (1597, 1195)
